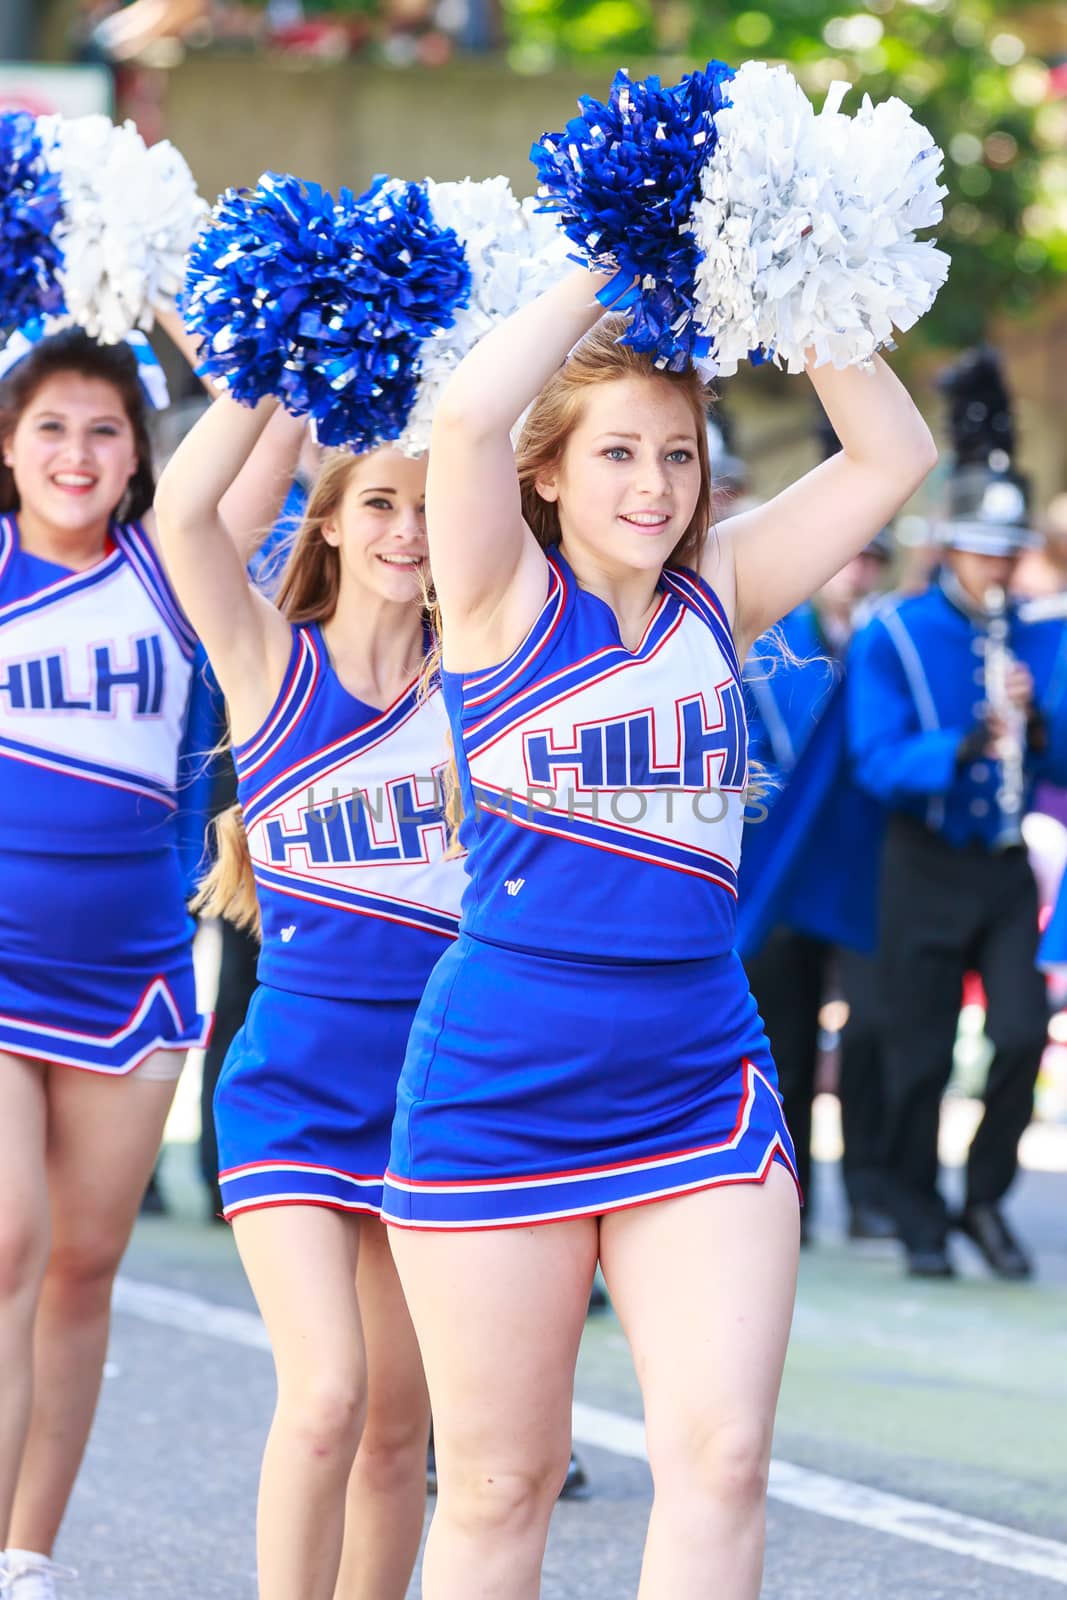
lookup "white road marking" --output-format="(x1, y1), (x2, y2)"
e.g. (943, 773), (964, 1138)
(571, 1401), (1067, 1586)
(113, 1278), (270, 1351)
(115, 1275), (1067, 1586)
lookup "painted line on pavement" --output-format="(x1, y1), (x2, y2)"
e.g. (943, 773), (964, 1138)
(115, 1276), (1067, 1587)
(571, 1401), (1067, 1586)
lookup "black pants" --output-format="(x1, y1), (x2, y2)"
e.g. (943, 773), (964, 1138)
(198, 914), (259, 1201)
(838, 947), (891, 1214)
(746, 929), (887, 1212)
(877, 815), (1048, 1250)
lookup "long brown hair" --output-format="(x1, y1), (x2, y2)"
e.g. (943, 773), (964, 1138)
(0, 329), (155, 521)
(427, 315), (716, 670)
(193, 449), (363, 934)
(516, 314), (714, 570)
(424, 316), (717, 843)
(513, 335), (778, 808)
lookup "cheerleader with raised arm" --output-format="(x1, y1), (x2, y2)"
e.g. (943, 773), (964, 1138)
(380, 60), (945, 1598)
(154, 165), (570, 1599)
(155, 393), (463, 1600)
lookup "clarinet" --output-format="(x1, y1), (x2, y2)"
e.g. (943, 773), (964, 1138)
(983, 585), (1026, 849)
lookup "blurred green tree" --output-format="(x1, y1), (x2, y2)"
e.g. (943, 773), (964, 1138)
(502, 0), (1067, 347)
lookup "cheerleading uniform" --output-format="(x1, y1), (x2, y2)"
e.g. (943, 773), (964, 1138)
(0, 513), (209, 1072)
(382, 544), (798, 1230)
(215, 622), (463, 1220)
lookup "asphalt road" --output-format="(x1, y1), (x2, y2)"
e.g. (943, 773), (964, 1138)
(52, 1120), (1067, 1599)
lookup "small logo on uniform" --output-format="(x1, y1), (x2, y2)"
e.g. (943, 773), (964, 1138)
(280, 925), (297, 943)
(504, 878), (525, 897)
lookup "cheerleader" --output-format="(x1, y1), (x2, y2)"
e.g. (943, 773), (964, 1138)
(0, 318), (300, 1599)
(154, 394), (463, 1600)
(379, 266), (936, 1597)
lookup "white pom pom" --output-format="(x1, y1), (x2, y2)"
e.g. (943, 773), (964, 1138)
(398, 176), (572, 456)
(41, 113), (208, 344)
(690, 63), (950, 375)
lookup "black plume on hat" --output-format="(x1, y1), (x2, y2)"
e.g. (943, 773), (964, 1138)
(937, 345), (1014, 470)
(934, 346), (1038, 553)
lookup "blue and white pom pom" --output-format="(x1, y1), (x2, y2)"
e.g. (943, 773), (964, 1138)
(397, 176), (571, 455)
(183, 171), (571, 453)
(690, 63), (949, 374)
(38, 113), (207, 344)
(0, 110), (65, 329)
(183, 172), (473, 450)
(531, 63), (736, 371)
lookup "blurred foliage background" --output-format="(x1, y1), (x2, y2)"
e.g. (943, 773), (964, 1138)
(265, 0), (1067, 348)
(41, 0), (1067, 350)
(498, 0), (1067, 349)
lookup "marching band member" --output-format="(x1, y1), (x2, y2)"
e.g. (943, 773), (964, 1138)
(848, 350), (1067, 1279)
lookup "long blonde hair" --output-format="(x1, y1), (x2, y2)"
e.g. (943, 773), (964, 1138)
(192, 450), (362, 935)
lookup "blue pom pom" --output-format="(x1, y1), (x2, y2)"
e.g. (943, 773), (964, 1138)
(531, 62), (735, 370)
(0, 110), (65, 330)
(182, 172), (472, 449)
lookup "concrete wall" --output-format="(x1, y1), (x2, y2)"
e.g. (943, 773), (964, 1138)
(162, 54), (595, 202)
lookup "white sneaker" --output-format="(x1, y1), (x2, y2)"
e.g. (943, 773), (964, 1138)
(4, 1552), (77, 1600)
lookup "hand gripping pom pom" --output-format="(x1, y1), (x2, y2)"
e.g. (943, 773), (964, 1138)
(40, 114), (208, 343)
(531, 62), (735, 371)
(396, 176), (572, 456)
(182, 173), (472, 449)
(0, 111), (65, 329)
(690, 63), (950, 375)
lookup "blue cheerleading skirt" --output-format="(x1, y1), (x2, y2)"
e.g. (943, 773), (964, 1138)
(0, 848), (208, 1074)
(381, 933), (799, 1230)
(215, 983), (419, 1221)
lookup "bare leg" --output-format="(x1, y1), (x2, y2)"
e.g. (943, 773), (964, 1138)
(600, 1165), (800, 1600)
(0, 1053), (50, 1546)
(8, 1056), (179, 1554)
(389, 1219), (597, 1600)
(334, 1219), (430, 1600)
(233, 1206), (366, 1600)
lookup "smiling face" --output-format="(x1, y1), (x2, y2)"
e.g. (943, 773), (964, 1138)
(533, 377), (703, 577)
(322, 447), (429, 605)
(3, 372), (139, 539)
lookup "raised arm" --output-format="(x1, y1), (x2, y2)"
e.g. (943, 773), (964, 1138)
(148, 306), (308, 564)
(154, 394), (294, 740)
(217, 405), (309, 566)
(154, 303), (219, 399)
(709, 355), (937, 661)
(427, 266), (611, 669)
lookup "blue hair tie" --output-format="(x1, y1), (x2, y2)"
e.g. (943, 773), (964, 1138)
(0, 317), (171, 411)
